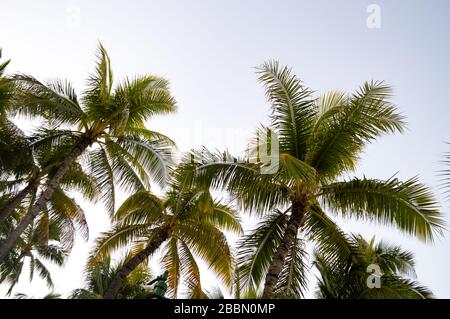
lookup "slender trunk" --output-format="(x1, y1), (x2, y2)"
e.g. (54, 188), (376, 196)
(0, 181), (39, 225)
(103, 226), (171, 299)
(0, 138), (91, 263)
(262, 198), (307, 299)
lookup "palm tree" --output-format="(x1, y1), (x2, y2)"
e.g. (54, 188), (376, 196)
(70, 256), (152, 299)
(1, 122), (100, 285)
(314, 234), (434, 299)
(194, 61), (444, 298)
(89, 163), (242, 299)
(0, 43), (176, 262)
(1, 164), (94, 294)
(1, 211), (67, 295)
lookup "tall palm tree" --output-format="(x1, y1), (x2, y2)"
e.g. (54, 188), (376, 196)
(0, 43), (176, 262)
(89, 163), (242, 299)
(70, 256), (152, 299)
(314, 234), (433, 299)
(194, 61), (444, 298)
(0, 161), (95, 294)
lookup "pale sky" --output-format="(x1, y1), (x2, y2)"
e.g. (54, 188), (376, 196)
(1, 0), (450, 298)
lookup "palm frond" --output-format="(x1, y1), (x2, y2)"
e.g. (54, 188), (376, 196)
(273, 238), (309, 298)
(85, 147), (115, 218)
(104, 139), (148, 193)
(237, 210), (288, 292)
(112, 75), (176, 132)
(121, 127), (176, 147)
(178, 221), (234, 289)
(83, 42), (114, 120)
(50, 188), (89, 244)
(358, 275), (434, 299)
(114, 190), (164, 224)
(306, 81), (405, 179)
(60, 162), (100, 202)
(34, 258), (54, 288)
(178, 240), (203, 298)
(35, 244), (66, 267)
(88, 224), (151, 268)
(12, 74), (86, 127)
(319, 176), (445, 242)
(116, 135), (172, 188)
(209, 203), (243, 234)
(304, 204), (356, 268)
(278, 152), (317, 188)
(195, 149), (289, 215)
(256, 60), (317, 158)
(0, 118), (34, 175)
(373, 240), (416, 277)
(161, 237), (181, 298)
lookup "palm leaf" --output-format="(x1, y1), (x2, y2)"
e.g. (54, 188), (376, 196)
(273, 238), (309, 298)
(237, 210), (288, 292)
(178, 221), (234, 289)
(114, 190), (165, 224)
(161, 237), (181, 298)
(318, 176), (445, 242)
(12, 74), (86, 127)
(85, 147), (115, 218)
(306, 81), (405, 179)
(256, 60), (317, 158)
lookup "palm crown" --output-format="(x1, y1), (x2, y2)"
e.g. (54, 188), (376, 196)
(70, 256), (152, 299)
(0, 43), (177, 263)
(89, 162), (242, 299)
(194, 61), (444, 297)
(314, 234), (433, 299)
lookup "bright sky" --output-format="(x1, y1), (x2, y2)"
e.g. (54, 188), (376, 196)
(1, 0), (450, 298)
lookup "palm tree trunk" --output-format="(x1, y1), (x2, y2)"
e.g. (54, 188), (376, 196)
(262, 198), (306, 298)
(0, 181), (38, 225)
(103, 226), (171, 299)
(0, 138), (91, 263)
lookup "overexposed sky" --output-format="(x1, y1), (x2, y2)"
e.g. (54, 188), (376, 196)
(1, 0), (450, 298)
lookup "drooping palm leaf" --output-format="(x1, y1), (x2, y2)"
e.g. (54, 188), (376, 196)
(318, 176), (445, 242)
